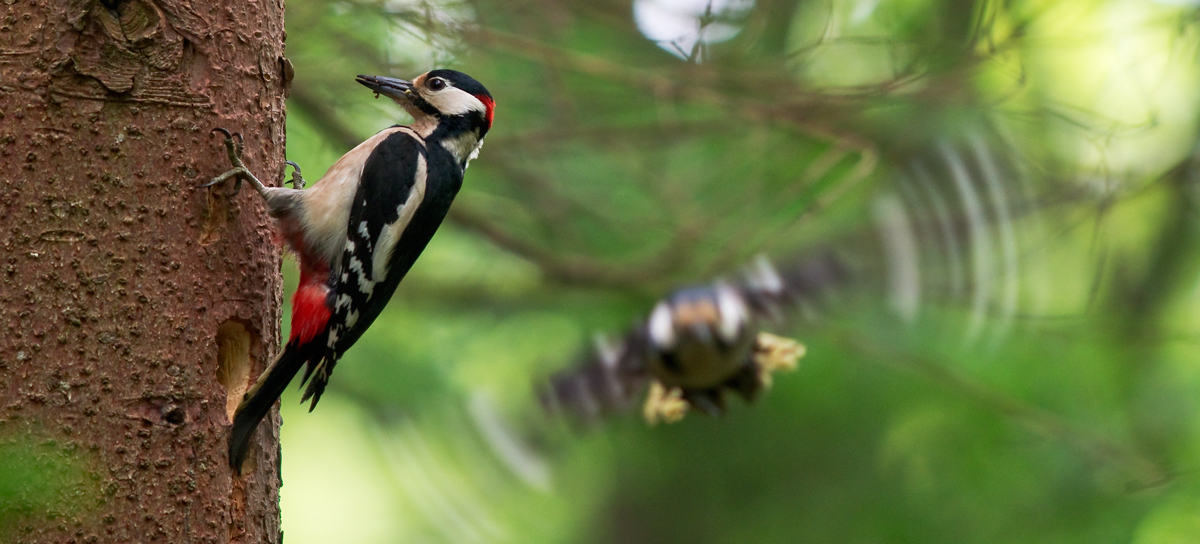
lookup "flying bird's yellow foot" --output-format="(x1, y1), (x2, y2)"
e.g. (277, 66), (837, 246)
(643, 382), (689, 425)
(640, 332), (806, 426)
(752, 332), (805, 388)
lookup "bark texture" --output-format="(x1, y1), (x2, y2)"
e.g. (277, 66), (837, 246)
(0, 0), (287, 542)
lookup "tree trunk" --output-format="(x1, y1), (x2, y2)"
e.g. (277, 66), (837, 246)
(0, 0), (287, 542)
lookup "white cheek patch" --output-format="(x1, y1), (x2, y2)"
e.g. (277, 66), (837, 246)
(424, 87), (486, 116)
(371, 152), (428, 282)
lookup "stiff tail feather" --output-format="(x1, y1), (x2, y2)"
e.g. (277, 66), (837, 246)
(298, 355), (337, 411)
(228, 339), (323, 473)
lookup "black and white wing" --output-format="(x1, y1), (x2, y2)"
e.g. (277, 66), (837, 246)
(300, 130), (430, 407)
(540, 252), (850, 425)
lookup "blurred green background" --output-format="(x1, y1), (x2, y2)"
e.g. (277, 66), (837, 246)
(279, 0), (1200, 542)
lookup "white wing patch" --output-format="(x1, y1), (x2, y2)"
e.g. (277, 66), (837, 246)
(372, 152), (428, 282)
(647, 302), (676, 349)
(300, 127), (426, 270)
(714, 282), (748, 343)
(347, 256), (374, 297)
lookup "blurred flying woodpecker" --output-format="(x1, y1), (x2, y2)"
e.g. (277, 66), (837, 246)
(204, 70), (495, 472)
(540, 253), (848, 424)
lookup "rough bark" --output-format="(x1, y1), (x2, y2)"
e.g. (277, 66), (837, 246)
(0, 0), (287, 542)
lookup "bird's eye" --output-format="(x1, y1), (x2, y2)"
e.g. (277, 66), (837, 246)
(428, 78), (447, 91)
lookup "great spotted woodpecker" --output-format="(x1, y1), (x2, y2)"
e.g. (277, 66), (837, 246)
(540, 253), (848, 423)
(205, 70), (494, 471)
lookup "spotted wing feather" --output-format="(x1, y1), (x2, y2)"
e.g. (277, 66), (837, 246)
(298, 131), (429, 407)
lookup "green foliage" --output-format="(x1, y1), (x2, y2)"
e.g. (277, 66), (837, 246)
(276, 0), (1200, 542)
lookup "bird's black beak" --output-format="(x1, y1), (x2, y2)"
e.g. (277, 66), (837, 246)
(356, 75), (412, 101)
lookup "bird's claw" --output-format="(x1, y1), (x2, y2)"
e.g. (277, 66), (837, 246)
(211, 127), (244, 150)
(285, 161), (306, 189)
(202, 127), (248, 196)
(198, 166), (251, 193)
(210, 128), (245, 163)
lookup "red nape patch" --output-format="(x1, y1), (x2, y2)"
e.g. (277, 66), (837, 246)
(476, 95), (495, 129)
(290, 283), (331, 344)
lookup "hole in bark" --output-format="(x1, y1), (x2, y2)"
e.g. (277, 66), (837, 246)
(199, 189), (230, 246)
(214, 320), (256, 422)
(163, 405), (185, 425)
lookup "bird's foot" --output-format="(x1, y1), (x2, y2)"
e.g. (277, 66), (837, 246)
(285, 160), (306, 189)
(200, 128), (264, 196)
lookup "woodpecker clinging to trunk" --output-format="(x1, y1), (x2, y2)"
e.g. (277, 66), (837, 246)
(204, 70), (494, 472)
